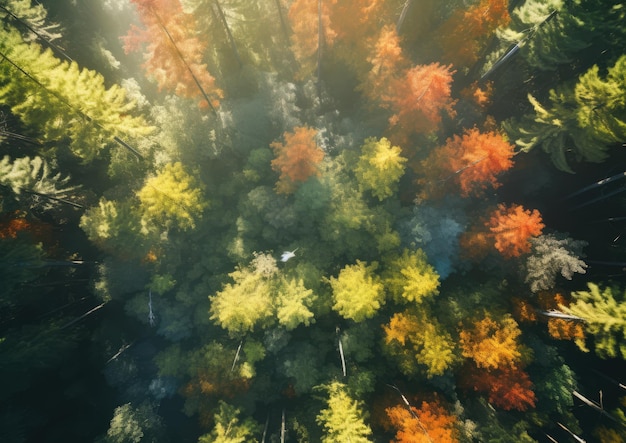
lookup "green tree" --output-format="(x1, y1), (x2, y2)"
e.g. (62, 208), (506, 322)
(504, 55), (626, 172)
(137, 162), (207, 231)
(561, 283), (626, 359)
(198, 401), (260, 443)
(329, 260), (384, 322)
(353, 137), (407, 201)
(0, 27), (153, 160)
(275, 276), (317, 330)
(383, 249), (440, 304)
(209, 265), (274, 337)
(316, 381), (373, 443)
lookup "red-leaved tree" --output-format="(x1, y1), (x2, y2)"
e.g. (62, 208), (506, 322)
(487, 204), (544, 258)
(122, 0), (222, 109)
(460, 365), (537, 411)
(270, 126), (324, 194)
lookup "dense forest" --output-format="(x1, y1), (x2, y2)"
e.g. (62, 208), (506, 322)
(1, 0), (626, 441)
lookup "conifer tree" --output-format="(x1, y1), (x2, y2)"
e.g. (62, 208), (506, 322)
(316, 381), (373, 443)
(0, 27), (153, 161)
(329, 260), (384, 322)
(561, 283), (626, 359)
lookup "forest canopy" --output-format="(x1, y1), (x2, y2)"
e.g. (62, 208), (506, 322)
(1, 0), (626, 442)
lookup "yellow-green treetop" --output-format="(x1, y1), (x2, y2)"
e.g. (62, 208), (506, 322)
(316, 381), (373, 443)
(136, 162), (207, 231)
(0, 27), (153, 161)
(329, 260), (384, 322)
(354, 137), (407, 201)
(383, 249), (440, 304)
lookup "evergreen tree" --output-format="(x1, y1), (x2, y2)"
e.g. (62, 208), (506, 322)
(316, 381), (373, 443)
(561, 283), (626, 359)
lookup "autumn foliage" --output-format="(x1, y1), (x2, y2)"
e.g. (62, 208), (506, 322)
(459, 314), (522, 369)
(386, 400), (459, 443)
(437, 0), (510, 68)
(460, 365), (536, 411)
(487, 204), (544, 258)
(271, 126), (324, 194)
(420, 128), (515, 198)
(122, 0), (222, 108)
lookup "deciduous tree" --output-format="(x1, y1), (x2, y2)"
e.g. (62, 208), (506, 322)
(420, 128), (515, 198)
(461, 365), (536, 411)
(270, 126), (324, 194)
(386, 400), (459, 443)
(459, 314), (522, 369)
(383, 249), (440, 304)
(329, 260), (384, 322)
(487, 204), (544, 258)
(198, 401), (260, 443)
(354, 137), (407, 200)
(437, 0), (510, 69)
(136, 162), (207, 231)
(123, 0), (222, 109)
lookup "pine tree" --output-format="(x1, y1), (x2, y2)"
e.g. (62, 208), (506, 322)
(561, 283), (626, 359)
(0, 27), (153, 161)
(316, 381), (373, 443)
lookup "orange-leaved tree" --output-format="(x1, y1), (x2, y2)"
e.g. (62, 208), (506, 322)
(487, 204), (544, 258)
(437, 0), (510, 68)
(386, 400), (459, 443)
(359, 25), (408, 105)
(288, 0), (337, 79)
(460, 365), (536, 411)
(387, 63), (456, 139)
(420, 128), (515, 198)
(270, 126), (325, 194)
(122, 0), (222, 109)
(459, 314), (522, 369)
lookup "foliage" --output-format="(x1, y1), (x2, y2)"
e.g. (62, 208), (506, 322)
(487, 204), (544, 258)
(122, 0), (222, 109)
(316, 381), (373, 443)
(525, 233), (587, 292)
(354, 137), (407, 200)
(329, 260), (384, 322)
(461, 366), (536, 411)
(384, 309), (457, 378)
(459, 314), (523, 370)
(136, 162), (207, 230)
(383, 249), (440, 304)
(437, 0), (510, 69)
(420, 128), (515, 198)
(561, 283), (626, 359)
(270, 126), (324, 194)
(198, 401), (260, 443)
(0, 27), (153, 160)
(504, 55), (626, 172)
(386, 400), (459, 443)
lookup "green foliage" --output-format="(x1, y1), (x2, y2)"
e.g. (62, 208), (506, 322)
(209, 264), (274, 336)
(198, 401), (260, 443)
(329, 260), (384, 322)
(316, 381), (373, 443)
(504, 55), (626, 172)
(561, 283), (626, 359)
(137, 162), (207, 231)
(275, 276), (316, 330)
(0, 27), (153, 160)
(384, 248), (440, 304)
(0, 155), (77, 211)
(80, 198), (154, 259)
(353, 137), (407, 200)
